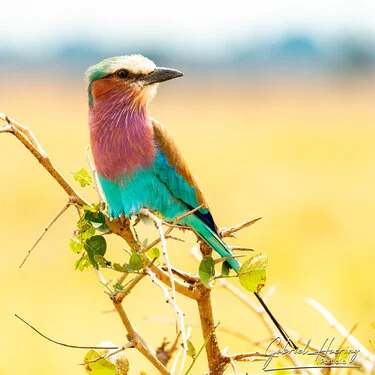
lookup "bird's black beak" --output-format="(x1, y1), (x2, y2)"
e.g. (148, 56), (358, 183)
(143, 67), (183, 85)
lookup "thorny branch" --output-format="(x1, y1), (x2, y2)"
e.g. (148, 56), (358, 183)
(3, 114), (374, 374)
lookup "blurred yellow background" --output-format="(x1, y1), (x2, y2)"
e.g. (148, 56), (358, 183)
(1, 74), (374, 374)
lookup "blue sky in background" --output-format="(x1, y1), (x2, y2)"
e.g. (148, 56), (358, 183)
(1, 0), (374, 74)
(2, 0), (375, 48)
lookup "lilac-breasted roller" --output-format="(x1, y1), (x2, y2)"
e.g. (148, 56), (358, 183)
(86, 54), (296, 349)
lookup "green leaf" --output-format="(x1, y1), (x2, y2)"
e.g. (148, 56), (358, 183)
(113, 282), (124, 291)
(112, 263), (127, 272)
(76, 219), (92, 232)
(142, 239), (148, 247)
(84, 210), (110, 232)
(69, 238), (83, 254)
(187, 340), (196, 358)
(84, 210), (106, 223)
(221, 261), (230, 276)
(124, 264), (133, 272)
(238, 253), (268, 293)
(83, 350), (117, 375)
(184, 323), (217, 375)
(73, 168), (93, 188)
(81, 226), (96, 239)
(199, 256), (215, 289)
(94, 255), (108, 268)
(129, 253), (143, 271)
(75, 255), (90, 271)
(84, 235), (107, 269)
(146, 247), (160, 260)
(82, 204), (97, 212)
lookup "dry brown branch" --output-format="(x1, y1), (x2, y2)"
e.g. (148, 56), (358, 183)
(6, 114), (372, 375)
(14, 314), (119, 350)
(224, 351), (270, 362)
(306, 298), (375, 371)
(156, 334), (181, 366)
(163, 266), (200, 284)
(112, 293), (171, 375)
(140, 204), (203, 254)
(140, 208), (179, 329)
(190, 245), (304, 373)
(82, 341), (134, 365)
(229, 245), (254, 251)
(149, 263), (200, 300)
(114, 258), (158, 303)
(146, 266), (189, 370)
(196, 288), (227, 373)
(1, 113), (48, 157)
(306, 298), (375, 362)
(0, 113), (87, 206)
(219, 216), (262, 238)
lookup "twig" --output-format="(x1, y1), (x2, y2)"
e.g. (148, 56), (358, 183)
(213, 254), (245, 265)
(82, 341), (134, 364)
(3, 115), (320, 375)
(171, 346), (183, 375)
(140, 209), (179, 331)
(172, 204), (205, 224)
(93, 261), (171, 374)
(184, 322), (219, 375)
(0, 114), (87, 206)
(229, 246), (254, 251)
(95, 269), (108, 286)
(229, 357), (238, 374)
(263, 285), (277, 304)
(141, 204), (204, 254)
(19, 200), (71, 268)
(147, 267), (189, 372)
(1, 113), (48, 157)
(306, 298), (375, 362)
(156, 333), (181, 367)
(164, 266), (200, 284)
(150, 263), (200, 300)
(115, 258), (157, 302)
(225, 351), (270, 361)
(219, 217), (262, 238)
(142, 233), (184, 254)
(196, 289), (226, 374)
(112, 295), (171, 375)
(15, 314), (118, 350)
(145, 316), (255, 346)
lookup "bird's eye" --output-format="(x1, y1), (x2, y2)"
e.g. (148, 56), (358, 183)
(117, 70), (129, 79)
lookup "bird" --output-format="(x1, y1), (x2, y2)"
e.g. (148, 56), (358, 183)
(86, 54), (296, 349)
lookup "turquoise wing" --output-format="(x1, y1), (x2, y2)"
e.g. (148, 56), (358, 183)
(152, 119), (217, 231)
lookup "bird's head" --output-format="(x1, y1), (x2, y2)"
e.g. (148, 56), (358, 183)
(86, 54), (183, 108)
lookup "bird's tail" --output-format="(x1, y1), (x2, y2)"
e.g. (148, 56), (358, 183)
(181, 214), (297, 350)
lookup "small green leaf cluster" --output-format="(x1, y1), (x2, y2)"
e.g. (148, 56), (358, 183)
(84, 349), (129, 375)
(198, 253), (268, 293)
(73, 167), (94, 187)
(239, 253), (268, 293)
(69, 204), (110, 271)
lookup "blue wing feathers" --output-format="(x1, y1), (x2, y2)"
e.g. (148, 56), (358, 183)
(98, 146), (239, 271)
(153, 149), (217, 231)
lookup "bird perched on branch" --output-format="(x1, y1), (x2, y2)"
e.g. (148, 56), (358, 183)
(86, 54), (296, 349)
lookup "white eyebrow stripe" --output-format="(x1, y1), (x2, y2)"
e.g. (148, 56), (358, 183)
(86, 54), (156, 82)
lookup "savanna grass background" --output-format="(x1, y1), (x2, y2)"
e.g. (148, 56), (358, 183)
(1, 70), (374, 373)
